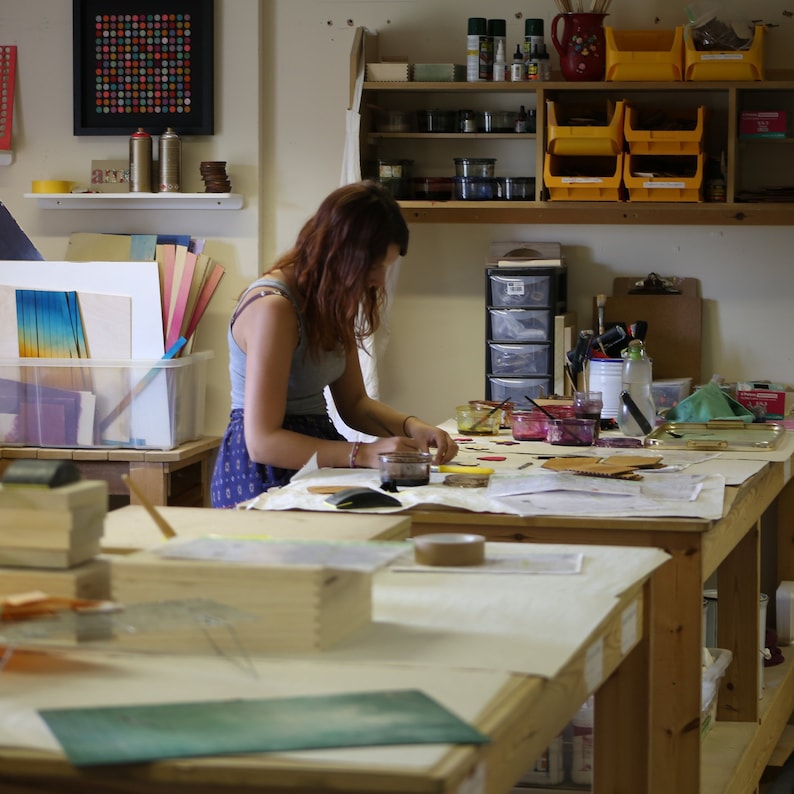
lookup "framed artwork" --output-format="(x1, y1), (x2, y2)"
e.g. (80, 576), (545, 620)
(72, 0), (214, 136)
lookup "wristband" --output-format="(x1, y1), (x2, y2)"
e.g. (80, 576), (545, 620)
(402, 415), (416, 437)
(349, 440), (362, 468)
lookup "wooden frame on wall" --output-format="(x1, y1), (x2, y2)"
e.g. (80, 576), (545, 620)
(72, 0), (214, 136)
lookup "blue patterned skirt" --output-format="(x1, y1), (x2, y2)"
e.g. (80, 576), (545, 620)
(210, 409), (346, 508)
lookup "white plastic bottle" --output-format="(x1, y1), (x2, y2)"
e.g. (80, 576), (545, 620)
(617, 339), (656, 436)
(492, 40), (506, 81)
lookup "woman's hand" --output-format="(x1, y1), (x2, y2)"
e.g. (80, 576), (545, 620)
(406, 422), (458, 465)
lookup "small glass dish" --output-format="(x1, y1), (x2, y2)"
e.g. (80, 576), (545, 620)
(546, 418), (597, 446)
(456, 404), (501, 435)
(378, 451), (432, 486)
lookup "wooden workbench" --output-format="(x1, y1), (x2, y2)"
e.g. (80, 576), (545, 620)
(0, 542), (667, 794)
(0, 437), (220, 507)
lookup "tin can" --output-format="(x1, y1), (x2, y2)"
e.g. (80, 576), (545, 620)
(129, 128), (152, 193)
(158, 127), (181, 193)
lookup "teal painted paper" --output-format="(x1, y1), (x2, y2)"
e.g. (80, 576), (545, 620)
(39, 689), (489, 766)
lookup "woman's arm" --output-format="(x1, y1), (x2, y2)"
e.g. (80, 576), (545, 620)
(330, 347), (458, 467)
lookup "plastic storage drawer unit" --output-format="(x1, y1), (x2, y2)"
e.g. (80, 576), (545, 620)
(488, 343), (551, 376)
(488, 273), (553, 307)
(544, 153), (625, 202)
(487, 376), (552, 406)
(624, 105), (706, 155)
(487, 308), (553, 342)
(605, 27), (685, 82)
(624, 153), (703, 202)
(546, 99), (626, 157)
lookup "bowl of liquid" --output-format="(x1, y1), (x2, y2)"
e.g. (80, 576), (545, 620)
(456, 404), (501, 435)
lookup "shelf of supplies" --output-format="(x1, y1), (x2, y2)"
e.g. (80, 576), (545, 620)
(0, 151), (13, 166)
(23, 192), (244, 210)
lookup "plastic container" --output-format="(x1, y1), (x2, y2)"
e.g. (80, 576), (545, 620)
(487, 307), (553, 341)
(624, 105), (706, 155)
(413, 177), (453, 201)
(416, 109), (456, 133)
(652, 377), (692, 410)
(502, 176), (536, 200)
(624, 153), (704, 202)
(488, 272), (552, 307)
(701, 648), (733, 736)
(482, 110), (517, 132)
(374, 109), (413, 133)
(511, 405), (574, 440)
(547, 417), (596, 446)
(617, 340), (656, 436)
(546, 100), (626, 157)
(453, 177), (500, 200)
(454, 157), (496, 177)
(468, 399), (515, 429)
(378, 451), (431, 486)
(684, 24), (765, 81)
(544, 153), (625, 202)
(455, 403), (501, 435)
(487, 376), (552, 406)
(605, 27), (685, 82)
(0, 352), (212, 450)
(488, 342), (550, 376)
(376, 159), (414, 200)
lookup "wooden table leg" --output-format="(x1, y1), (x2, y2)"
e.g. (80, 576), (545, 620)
(128, 462), (168, 507)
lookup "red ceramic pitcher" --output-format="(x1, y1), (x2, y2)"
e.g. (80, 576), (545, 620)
(551, 12), (608, 81)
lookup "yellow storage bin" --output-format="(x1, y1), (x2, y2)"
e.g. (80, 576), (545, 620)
(546, 100), (625, 157)
(623, 153), (703, 202)
(624, 105), (706, 155)
(605, 27), (684, 82)
(544, 153), (625, 202)
(684, 25), (764, 81)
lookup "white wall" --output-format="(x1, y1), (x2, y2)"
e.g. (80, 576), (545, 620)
(2, 1), (793, 438)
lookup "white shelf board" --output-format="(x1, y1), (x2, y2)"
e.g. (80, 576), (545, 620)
(23, 192), (243, 210)
(0, 151), (13, 166)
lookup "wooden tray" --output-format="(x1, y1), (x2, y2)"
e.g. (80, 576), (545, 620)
(645, 420), (785, 451)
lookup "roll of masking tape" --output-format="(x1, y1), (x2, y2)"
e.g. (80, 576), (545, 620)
(413, 533), (486, 567)
(31, 180), (74, 194)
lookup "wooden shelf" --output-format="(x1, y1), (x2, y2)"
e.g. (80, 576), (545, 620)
(398, 199), (794, 226)
(23, 192), (243, 210)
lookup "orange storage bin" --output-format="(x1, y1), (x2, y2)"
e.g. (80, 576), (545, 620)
(624, 105), (706, 155)
(544, 153), (625, 202)
(623, 153), (703, 202)
(684, 24), (764, 81)
(546, 100), (625, 157)
(605, 27), (684, 82)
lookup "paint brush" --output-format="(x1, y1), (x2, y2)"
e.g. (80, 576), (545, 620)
(470, 398), (510, 430)
(596, 293), (607, 336)
(525, 395), (556, 420)
(121, 473), (177, 539)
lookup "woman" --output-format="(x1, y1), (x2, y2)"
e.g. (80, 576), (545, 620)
(211, 180), (458, 508)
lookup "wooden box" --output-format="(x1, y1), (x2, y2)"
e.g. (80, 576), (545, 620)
(0, 557), (111, 600)
(0, 480), (107, 568)
(111, 547), (373, 654)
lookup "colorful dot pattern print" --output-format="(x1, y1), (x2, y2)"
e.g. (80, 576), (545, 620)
(92, 14), (194, 118)
(0, 46), (16, 150)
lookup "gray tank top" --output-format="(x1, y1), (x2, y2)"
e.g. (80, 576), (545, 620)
(227, 277), (346, 415)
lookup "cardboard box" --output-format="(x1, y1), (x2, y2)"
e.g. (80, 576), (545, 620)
(735, 381), (787, 420)
(739, 111), (787, 138)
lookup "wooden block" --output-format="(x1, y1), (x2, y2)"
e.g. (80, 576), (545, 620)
(0, 480), (107, 511)
(0, 557), (111, 599)
(110, 549), (372, 654)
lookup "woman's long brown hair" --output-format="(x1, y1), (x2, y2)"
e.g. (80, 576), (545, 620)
(267, 181), (409, 359)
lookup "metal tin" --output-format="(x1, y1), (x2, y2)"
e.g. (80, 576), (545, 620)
(129, 128), (152, 193)
(158, 127), (181, 193)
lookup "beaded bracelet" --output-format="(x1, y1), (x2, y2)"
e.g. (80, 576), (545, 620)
(349, 440), (362, 468)
(402, 415), (416, 437)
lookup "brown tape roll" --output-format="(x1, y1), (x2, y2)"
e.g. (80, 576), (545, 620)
(413, 533), (486, 567)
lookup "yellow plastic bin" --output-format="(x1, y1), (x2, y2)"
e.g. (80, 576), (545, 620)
(624, 105), (706, 155)
(623, 153), (704, 202)
(546, 100), (625, 157)
(544, 153), (625, 202)
(684, 24), (765, 81)
(605, 27), (684, 82)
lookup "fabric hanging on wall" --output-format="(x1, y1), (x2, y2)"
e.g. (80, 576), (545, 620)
(326, 29), (402, 443)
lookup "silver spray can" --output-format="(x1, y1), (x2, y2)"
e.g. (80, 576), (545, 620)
(158, 127), (181, 192)
(129, 128), (152, 192)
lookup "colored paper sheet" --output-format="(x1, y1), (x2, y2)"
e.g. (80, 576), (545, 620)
(39, 689), (489, 767)
(0, 202), (42, 261)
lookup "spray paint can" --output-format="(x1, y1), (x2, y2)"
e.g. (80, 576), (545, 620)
(158, 127), (182, 193)
(129, 128), (152, 193)
(524, 18), (545, 70)
(467, 17), (492, 82)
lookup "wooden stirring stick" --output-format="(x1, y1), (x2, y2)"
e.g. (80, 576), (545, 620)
(121, 473), (177, 539)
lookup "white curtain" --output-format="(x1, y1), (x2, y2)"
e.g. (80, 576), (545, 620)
(326, 29), (402, 442)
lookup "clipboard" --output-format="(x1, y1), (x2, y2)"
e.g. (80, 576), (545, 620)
(645, 421), (785, 451)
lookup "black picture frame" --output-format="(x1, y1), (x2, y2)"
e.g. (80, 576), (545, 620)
(72, 0), (214, 136)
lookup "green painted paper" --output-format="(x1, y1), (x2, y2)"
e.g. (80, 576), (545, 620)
(39, 689), (489, 767)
